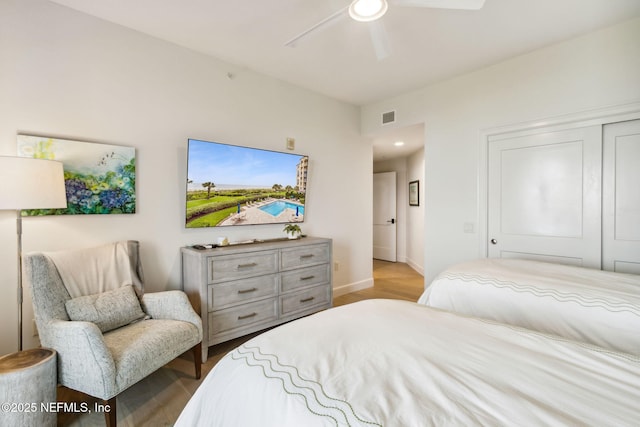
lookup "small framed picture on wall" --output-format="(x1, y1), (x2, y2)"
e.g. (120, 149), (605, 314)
(409, 180), (419, 206)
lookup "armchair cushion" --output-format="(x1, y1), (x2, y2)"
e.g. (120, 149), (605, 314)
(65, 285), (147, 333)
(103, 319), (200, 394)
(141, 291), (203, 339)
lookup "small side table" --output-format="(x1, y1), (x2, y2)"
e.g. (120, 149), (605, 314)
(0, 348), (57, 427)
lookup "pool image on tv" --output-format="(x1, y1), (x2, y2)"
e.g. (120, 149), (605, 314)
(185, 139), (308, 228)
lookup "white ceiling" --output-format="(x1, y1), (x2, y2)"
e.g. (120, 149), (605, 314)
(372, 123), (425, 161)
(48, 0), (640, 159)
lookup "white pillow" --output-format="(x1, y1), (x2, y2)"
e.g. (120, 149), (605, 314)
(65, 285), (147, 333)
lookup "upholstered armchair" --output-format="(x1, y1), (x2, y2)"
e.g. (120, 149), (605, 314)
(24, 241), (202, 427)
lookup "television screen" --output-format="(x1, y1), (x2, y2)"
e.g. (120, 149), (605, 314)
(185, 139), (308, 228)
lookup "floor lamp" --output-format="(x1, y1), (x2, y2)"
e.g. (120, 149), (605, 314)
(0, 156), (67, 352)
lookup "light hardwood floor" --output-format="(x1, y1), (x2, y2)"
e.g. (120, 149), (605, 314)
(57, 260), (424, 426)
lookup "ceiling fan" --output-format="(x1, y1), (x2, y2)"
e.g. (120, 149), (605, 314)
(285, 0), (486, 60)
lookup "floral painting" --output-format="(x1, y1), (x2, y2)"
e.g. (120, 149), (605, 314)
(17, 135), (136, 215)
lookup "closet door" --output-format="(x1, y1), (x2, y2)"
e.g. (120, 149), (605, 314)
(603, 119), (640, 274)
(487, 125), (602, 267)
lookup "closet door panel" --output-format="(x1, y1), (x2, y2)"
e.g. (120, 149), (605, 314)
(488, 125), (602, 267)
(603, 119), (640, 274)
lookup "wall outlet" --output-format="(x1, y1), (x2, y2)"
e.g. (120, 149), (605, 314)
(334, 261), (340, 272)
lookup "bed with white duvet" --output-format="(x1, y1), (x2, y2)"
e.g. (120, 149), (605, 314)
(419, 258), (640, 355)
(176, 293), (640, 426)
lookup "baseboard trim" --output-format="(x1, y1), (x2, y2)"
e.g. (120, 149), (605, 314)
(405, 258), (425, 277)
(333, 278), (374, 298)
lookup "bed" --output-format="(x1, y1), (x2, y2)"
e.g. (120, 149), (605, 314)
(418, 258), (640, 355)
(176, 259), (640, 427)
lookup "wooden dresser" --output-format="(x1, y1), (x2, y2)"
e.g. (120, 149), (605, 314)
(181, 237), (333, 361)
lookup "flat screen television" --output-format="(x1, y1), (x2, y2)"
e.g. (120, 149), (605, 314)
(185, 138), (308, 228)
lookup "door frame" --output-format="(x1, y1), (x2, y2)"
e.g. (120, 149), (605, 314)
(478, 101), (640, 258)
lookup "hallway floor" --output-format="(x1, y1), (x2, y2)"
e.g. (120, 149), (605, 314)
(334, 259), (425, 306)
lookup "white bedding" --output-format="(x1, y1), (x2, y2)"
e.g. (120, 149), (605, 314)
(418, 258), (640, 355)
(176, 299), (640, 426)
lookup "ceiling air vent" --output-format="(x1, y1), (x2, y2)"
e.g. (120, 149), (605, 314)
(382, 110), (395, 124)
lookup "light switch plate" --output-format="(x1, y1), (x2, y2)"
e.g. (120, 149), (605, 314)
(286, 137), (295, 150)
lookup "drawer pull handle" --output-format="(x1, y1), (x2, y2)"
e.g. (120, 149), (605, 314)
(300, 275), (315, 281)
(300, 297), (315, 303)
(238, 287), (257, 294)
(237, 262), (258, 269)
(300, 254), (314, 259)
(238, 312), (257, 320)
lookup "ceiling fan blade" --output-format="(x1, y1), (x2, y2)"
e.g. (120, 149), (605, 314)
(392, 0), (485, 10)
(368, 20), (391, 61)
(285, 6), (349, 48)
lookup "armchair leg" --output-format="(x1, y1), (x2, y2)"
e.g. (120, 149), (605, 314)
(193, 342), (202, 380)
(103, 397), (116, 427)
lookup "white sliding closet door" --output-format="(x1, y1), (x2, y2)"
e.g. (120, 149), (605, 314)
(487, 125), (602, 267)
(603, 119), (640, 274)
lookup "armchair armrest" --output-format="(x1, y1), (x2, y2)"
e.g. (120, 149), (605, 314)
(45, 319), (118, 399)
(141, 291), (203, 340)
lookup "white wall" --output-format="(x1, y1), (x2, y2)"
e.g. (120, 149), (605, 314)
(406, 148), (424, 276)
(362, 17), (640, 284)
(0, 0), (373, 354)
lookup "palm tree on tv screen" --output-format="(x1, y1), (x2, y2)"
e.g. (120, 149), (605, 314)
(202, 182), (215, 199)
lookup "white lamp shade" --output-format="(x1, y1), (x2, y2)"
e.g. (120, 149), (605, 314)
(0, 156), (67, 210)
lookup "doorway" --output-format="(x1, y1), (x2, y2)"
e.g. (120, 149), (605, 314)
(371, 123), (425, 274)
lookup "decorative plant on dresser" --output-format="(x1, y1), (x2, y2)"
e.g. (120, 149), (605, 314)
(181, 237), (332, 362)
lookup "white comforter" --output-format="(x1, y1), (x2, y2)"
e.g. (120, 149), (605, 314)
(176, 299), (640, 426)
(418, 258), (640, 355)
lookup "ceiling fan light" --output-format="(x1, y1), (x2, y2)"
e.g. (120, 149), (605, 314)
(349, 0), (389, 22)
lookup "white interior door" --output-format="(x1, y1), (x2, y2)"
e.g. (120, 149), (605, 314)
(603, 119), (640, 274)
(373, 172), (397, 262)
(488, 125), (602, 267)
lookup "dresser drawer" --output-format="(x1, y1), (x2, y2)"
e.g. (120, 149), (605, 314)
(209, 298), (278, 339)
(280, 285), (331, 316)
(209, 274), (279, 310)
(208, 250), (278, 283)
(280, 264), (330, 293)
(280, 243), (330, 270)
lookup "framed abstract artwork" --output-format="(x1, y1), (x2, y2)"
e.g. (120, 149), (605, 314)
(409, 180), (419, 206)
(17, 135), (136, 216)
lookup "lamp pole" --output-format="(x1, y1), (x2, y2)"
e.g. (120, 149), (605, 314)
(16, 212), (24, 351)
(0, 156), (67, 352)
